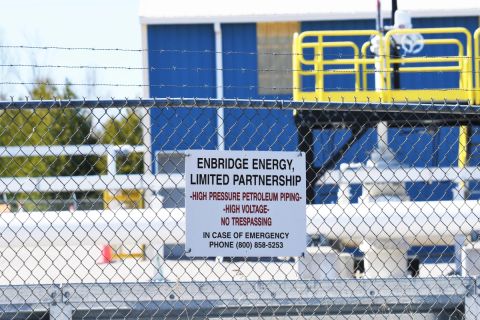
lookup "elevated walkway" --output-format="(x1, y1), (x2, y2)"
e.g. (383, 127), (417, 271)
(292, 27), (480, 202)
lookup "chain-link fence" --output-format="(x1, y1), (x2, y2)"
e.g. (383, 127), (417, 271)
(0, 98), (480, 319)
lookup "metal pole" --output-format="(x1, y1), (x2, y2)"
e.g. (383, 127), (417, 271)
(140, 23), (154, 208)
(214, 22), (225, 151)
(391, 0), (401, 90)
(375, 0), (383, 32)
(375, 0), (388, 152)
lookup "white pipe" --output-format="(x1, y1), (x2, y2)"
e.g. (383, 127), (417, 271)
(317, 166), (480, 185)
(214, 22), (225, 151)
(2, 200), (480, 249)
(0, 208), (185, 249)
(140, 23), (154, 205)
(106, 154), (116, 176)
(0, 165), (477, 194)
(307, 200), (480, 246)
(3, 164), (475, 194)
(377, 122), (389, 152)
(0, 173), (183, 193)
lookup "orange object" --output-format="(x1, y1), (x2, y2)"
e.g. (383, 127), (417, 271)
(99, 245), (114, 264)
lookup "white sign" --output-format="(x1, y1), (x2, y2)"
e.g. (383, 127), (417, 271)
(185, 150), (306, 257)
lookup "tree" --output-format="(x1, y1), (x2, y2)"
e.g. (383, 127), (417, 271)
(100, 110), (144, 174)
(0, 79), (100, 210)
(32, 80), (99, 176)
(4, 78), (101, 177)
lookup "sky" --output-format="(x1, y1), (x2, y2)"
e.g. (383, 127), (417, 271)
(0, 0), (143, 100)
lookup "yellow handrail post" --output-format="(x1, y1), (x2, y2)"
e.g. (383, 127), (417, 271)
(379, 33), (388, 101)
(292, 33), (300, 101)
(354, 45), (360, 92)
(460, 29), (472, 180)
(465, 29), (474, 102)
(474, 28), (480, 104)
(315, 35), (324, 99)
(361, 41), (371, 91)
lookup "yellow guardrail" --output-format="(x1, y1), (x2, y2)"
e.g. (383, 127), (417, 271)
(384, 27), (472, 102)
(293, 27), (474, 103)
(293, 30), (382, 102)
(361, 38), (466, 91)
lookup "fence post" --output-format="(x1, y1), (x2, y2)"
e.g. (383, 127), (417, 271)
(464, 277), (479, 320)
(49, 285), (72, 320)
(146, 243), (165, 282)
(465, 296), (480, 320)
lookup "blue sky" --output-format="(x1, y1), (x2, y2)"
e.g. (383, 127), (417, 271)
(0, 0), (143, 99)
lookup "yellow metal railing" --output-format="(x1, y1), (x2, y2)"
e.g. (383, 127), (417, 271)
(293, 30), (382, 102)
(293, 27), (474, 103)
(384, 27), (472, 102)
(361, 38), (466, 91)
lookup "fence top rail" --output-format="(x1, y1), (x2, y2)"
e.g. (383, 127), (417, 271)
(0, 98), (479, 114)
(0, 144), (147, 158)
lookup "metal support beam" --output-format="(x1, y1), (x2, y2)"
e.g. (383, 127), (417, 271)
(297, 123), (316, 203)
(316, 125), (369, 178)
(297, 119), (368, 203)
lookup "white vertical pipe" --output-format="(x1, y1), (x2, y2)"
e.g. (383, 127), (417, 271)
(141, 23), (152, 170)
(377, 122), (389, 152)
(141, 23), (154, 206)
(213, 23), (225, 263)
(374, 0), (388, 153)
(374, 45), (388, 152)
(214, 22), (225, 151)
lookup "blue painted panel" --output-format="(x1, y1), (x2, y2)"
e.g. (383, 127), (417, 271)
(221, 23), (297, 151)
(344, 245), (455, 264)
(409, 245), (455, 264)
(147, 24), (217, 157)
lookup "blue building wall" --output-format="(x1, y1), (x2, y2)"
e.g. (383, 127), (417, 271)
(221, 23), (297, 151)
(147, 24), (217, 166)
(147, 17), (479, 201)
